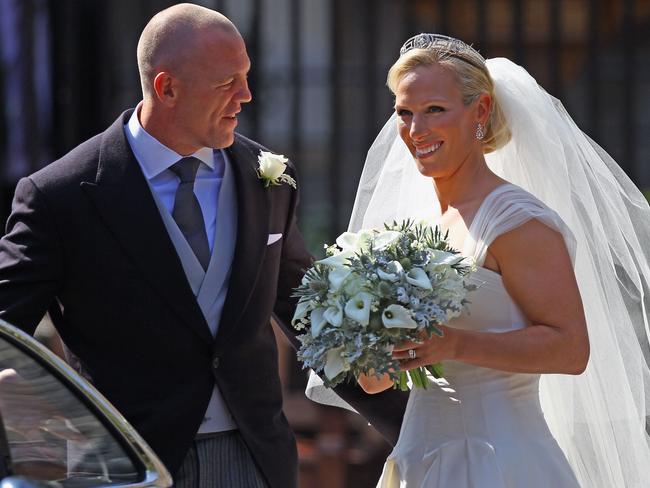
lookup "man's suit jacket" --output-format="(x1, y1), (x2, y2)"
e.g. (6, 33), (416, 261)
(0, 110), (407, 488)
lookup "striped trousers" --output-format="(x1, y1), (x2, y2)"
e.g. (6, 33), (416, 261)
(173, 431), (269, 488)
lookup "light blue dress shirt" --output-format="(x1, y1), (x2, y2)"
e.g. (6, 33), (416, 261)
(124, 105), (224, 252)
(123, 105), (238, 433)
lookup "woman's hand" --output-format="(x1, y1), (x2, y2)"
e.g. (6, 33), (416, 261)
(391, 218), (590, 377)
(392, 327), (458, 370)
(357, 369), (395, 394)
(357, 327), (459, 393)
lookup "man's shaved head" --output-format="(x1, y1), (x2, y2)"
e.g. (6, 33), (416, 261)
(137, 3), (239, 98)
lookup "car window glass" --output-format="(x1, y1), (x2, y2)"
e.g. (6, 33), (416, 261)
(0, 336), (141, 486)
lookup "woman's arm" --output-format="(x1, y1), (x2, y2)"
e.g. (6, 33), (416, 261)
(395, 219), (590, 375)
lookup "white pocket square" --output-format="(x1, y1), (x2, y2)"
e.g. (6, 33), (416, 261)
(267, 233), (283, 245)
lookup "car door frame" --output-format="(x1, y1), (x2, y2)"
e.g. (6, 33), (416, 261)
(0, 319), (172, 488)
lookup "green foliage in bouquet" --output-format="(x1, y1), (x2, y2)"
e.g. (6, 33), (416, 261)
(292, 220), (476, 391)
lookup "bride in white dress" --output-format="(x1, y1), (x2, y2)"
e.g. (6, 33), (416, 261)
(307, 34), (650, 487)
(368, 184), (583, 487)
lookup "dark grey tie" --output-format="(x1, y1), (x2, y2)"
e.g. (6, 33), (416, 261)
(169, 157), (210, 270)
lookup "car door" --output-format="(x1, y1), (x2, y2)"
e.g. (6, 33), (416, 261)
(0, 320), (172, 487)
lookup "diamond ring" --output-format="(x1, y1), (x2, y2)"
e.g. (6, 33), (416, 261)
(408, 349), (417, 359)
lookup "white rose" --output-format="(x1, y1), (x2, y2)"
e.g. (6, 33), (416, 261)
(257, 151), (297, 188)
(258, 151), (288, 180)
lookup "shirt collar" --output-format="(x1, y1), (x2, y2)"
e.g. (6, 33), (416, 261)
(125, 103), (215, 179)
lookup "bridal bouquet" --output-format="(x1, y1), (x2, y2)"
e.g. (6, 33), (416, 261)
(292, 220), (476, 391)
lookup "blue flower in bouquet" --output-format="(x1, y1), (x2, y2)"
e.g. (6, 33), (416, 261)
(292, 220), (476, 390)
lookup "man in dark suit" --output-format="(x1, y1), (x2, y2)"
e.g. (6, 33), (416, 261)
(0, 3), (406, 487)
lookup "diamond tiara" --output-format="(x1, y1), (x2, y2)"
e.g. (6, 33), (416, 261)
(399, 33), (485, 70)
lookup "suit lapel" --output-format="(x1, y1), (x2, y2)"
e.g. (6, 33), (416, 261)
(215, 136), (270, 345)
(80, 111), (213, 345)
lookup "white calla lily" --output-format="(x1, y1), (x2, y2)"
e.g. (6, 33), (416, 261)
(357, 231), (375, 251)
(344, 292), (374, 326)
(429, 250), (465, 266)
(377, 268), (398, 282)
(377, 261), (404, 282)
(372, 230), (401, 250)
(323, 303), (343, 327)
(406, 267), (433, 289)
(315, 250), (355, 268)
(335, 229), (375, 252)
(335, 232), (360, 250)
(328, 266), (351, 291)
(382, 304), (418, 329)
(292, 299), (311, 325)
(324, 347), (349, 380)
(310, 308), (328, 337)
(343, 275), (364, 296)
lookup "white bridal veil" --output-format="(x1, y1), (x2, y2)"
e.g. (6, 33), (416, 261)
(345, 52), (650, 487)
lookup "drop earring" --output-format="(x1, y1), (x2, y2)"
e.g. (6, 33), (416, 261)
(475, 122), (485, 140)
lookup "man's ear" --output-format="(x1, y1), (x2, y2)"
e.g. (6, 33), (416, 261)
(152, 72), (177, 106)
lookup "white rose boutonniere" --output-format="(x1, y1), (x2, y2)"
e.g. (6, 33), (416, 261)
(257, 150), (297, 189)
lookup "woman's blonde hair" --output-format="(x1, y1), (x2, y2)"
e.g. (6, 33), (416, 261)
(387, 48), (511, 153)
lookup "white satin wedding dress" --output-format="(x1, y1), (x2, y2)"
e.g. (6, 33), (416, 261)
(377, 183), (581, 488)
